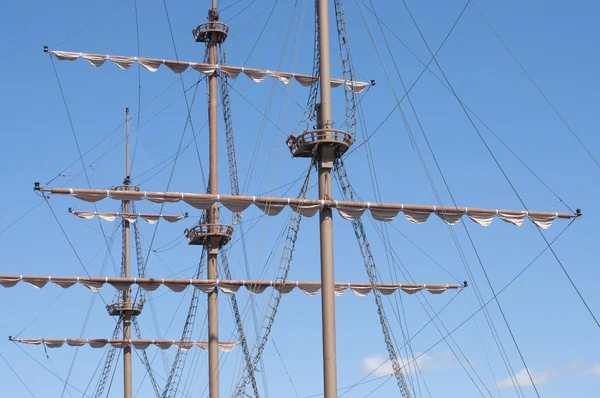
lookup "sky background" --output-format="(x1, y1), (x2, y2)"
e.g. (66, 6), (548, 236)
(0, 0), (599, 397)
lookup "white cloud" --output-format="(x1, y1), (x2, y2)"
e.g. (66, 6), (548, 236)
(496, 367), (557, 389)
(362, 352), (457, 377)
(584, 364), (600, 376)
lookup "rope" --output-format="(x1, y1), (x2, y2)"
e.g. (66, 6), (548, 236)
(358, 0), (573, 212)
(0, 352), (37, 397)
(130, 0), (143, 175)
(349, 219), (575, 397)
(471, 0), (600, 170)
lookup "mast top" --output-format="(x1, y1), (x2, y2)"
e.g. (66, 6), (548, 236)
(193, 7), (227, 43)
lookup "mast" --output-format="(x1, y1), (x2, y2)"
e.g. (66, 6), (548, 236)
(123, 107), (133, 398)
(28, 13), (581, 396)
(191, 3), (230, 397)
(207, 3), (220, 396)
(317, 1), (338, 396)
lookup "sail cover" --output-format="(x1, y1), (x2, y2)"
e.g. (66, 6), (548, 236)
(0, 275), (463, 296)
(47, 188), (577, 229)
(10, 338), (237, 352)
(71, 210), (185, 224)
(47, 50), (373, 93)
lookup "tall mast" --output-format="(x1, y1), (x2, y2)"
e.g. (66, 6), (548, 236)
(317, 0), (338, 396)
(123, 107), (133, 398)
(191, 3), (230, 397)
(207, 2), (220, 397)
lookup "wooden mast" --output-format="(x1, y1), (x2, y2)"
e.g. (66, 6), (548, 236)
(192, 2), (230, 397)
(123, 107), (133, 398)
(207, 3), (220, 396)
(27, 8), (581, 395)
(316, 0), (338, 396)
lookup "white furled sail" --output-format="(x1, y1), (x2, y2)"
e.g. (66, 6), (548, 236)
(0, 275), (464, 296)
(9, 338), (237, 352)
(46, 49), (373, 93)
(70, 210), (185, 224)
(42, 187), (578, 229)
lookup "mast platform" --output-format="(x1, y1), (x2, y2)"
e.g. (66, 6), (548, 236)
(106, 301), (144, 317)
(286, 128), (354, 158)
(193, 21), (228, 43)
(185, 224), (233, 247)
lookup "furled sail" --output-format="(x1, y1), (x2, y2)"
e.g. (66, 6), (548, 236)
(9, 338), (237, 352)
(41, 187), (579, 229)
(46, 49), (373, 93)
(70, 210), (185, 224)
(0, 275), (464, 296)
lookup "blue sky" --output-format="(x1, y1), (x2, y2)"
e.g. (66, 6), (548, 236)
(1, 0), (599, 397)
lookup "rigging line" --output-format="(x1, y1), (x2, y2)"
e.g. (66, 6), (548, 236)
(82, 343), (109, 396)
(462, 291), (503, 398)
(132, 1), (202, 315)
(225, 0), (258, 23)
(131, 322), (163, 398)
(358, 0), (573, 213)
(14, 291), (66, 338)
(406, 0), (597, 339)
(130, 0), (143, 175)
(385, 253), (490, 398)
(134, 124), (207, 184)
(456, 5), (600, 329)
(42, 195), (108, 305)
(470, 107), (598, 329)
(220, 0), (246, 14)
(344, 217), (573, 396)
(60, 293), (98, 398)
(0, 200), (43, 237)
(367, 216), (575, 398)
(304, 374), (393, 398)
(162, 0), (207, 190)
(242, 0), (279, 67)
(353, 72), (424, 397)
(538, 229), (600, 328)
(43, 67), (190, 189)
(281, 0), (308, 127)
(49, 54), (120, 289)
(239, 3), (286, 196)
(238, 41), (307, 113)
(359, 1), (474, 380)
(365, 0), (523, 393)
(363, 375), (392, 397)
(237, 0), (301, 233)
(471, 0), (599, 169)
(131, 86), (208, 187)
(271, 338), (301, 398)
(347, 5), (487, 393)
(12, 343), (93, 397)
(345, 0), (469, 158)
(389, 224), (461, 283)
(52, 0), (128, 47)
(106, 348), (122, 397)
(353, 220), (576, 396)
(366, 208), (491, 397)
(0, 352), (37, 397)
(352, 39), (429, 393)
(226, 82), (289, 136)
